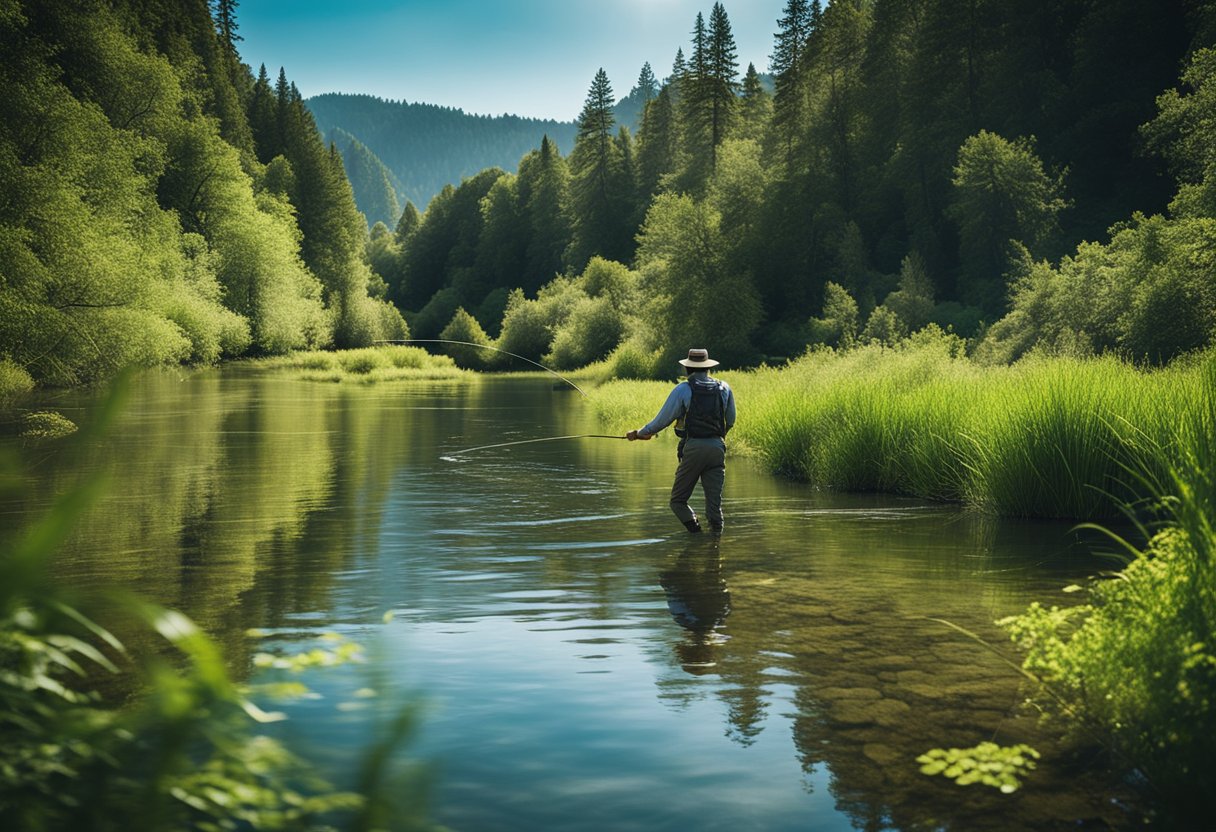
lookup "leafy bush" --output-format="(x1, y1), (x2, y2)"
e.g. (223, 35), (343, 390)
(0, 358), (34, 403)
(602, 340), (662, 380)
(338, 349), (388, 375)
(546, 296), (628, 370)
(438, 307), (493, 369)
(808, 282), (860, 349)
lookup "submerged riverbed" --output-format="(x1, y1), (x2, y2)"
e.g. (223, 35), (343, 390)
(3, 368), (1138, 830)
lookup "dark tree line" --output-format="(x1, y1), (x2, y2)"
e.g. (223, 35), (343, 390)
(374, 0), (1216, 368)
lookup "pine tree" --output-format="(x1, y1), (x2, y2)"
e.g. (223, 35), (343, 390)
(247, 64), (279, 163)
(210, 0), (242, 56)
(669, 47), (688, 104)
(770, 0), (813, 166)
(738, 62), (773, 142)
(637, 86), (681, 202)
(706, 2), (740, 162)
(567, 69), (630, 267)
(522, 136), (572, 290)
(636, 62), (659, 103)
(680, 5), (738, 186)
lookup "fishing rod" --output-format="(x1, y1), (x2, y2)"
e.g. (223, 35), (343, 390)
(445, 433), (628, 457)
(374, 339), (588, 398)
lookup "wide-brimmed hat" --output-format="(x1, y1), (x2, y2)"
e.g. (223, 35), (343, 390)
(678, 348), (719, 368)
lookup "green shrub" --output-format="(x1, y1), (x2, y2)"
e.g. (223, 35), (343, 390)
(545, 296), (628, 370)
(338, 349), (388, 375)
(0, 358), (34, 403)
(438, 307), (493, 369)
(603, 340), (662, 380)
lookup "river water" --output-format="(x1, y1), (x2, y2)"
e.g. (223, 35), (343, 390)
(2, 368), (1137, 830)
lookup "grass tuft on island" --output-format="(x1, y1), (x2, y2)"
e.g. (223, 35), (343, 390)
(588, 330), (1210, 520)
(251, 345), (469, 384)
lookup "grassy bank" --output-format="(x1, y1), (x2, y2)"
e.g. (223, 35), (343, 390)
(588, 333), (1209, 519)
(250, 345), (468, 383)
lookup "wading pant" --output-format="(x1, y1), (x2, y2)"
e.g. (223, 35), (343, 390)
(670, 440), (726, 530)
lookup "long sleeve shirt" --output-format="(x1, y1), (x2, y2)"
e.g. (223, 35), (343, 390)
(639, 374), (736, 443)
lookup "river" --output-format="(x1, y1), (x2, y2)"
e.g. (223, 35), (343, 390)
(1, 367), (1136, 830)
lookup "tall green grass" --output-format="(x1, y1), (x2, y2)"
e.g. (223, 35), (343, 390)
(1000, 357), (1216, 817)
(589, 333), (1209, 519)
(251, 345), (467, 384)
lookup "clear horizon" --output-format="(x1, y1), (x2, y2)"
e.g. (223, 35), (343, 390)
(237, 0), (783, 122)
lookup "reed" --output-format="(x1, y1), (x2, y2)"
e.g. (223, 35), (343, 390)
(1000, 357), (1216, 814)
(589, 335), (1212, 520)
(250, 346), (466, 383)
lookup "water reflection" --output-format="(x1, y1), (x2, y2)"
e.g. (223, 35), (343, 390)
(2, 371), (1139, 831)
(659, 539), (732, 675)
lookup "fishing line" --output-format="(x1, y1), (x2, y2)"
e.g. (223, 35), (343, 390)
(374, 339), (589, 398)
(443, 433), (628, 459)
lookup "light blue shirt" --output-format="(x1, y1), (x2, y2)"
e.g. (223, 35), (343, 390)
(639, 373), (736, 440)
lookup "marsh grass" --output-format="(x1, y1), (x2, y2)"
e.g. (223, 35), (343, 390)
(252, 346), (466, 384)
(589, 336), (1210, 519)
(1000, 357), (1216, 816)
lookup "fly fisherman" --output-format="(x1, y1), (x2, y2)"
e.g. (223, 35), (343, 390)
(627, 348), (736, 534)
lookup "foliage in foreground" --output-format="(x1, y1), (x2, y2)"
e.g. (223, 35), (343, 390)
(999, 358), (1216, 811)
(0, 387), (438, 831)
(588, 334), (1208, 520)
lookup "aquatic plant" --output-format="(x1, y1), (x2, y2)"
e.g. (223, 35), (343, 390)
(917, 742), (1040, 793)
(19, 410), (78, 440)
(998, 358), (1216, 815)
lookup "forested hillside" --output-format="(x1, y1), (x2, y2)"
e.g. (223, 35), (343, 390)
(306, 93), (579, 213)
(326, 126), (404, 228)
(371, 0), (1216, 373)
(0, 0), (406, 393)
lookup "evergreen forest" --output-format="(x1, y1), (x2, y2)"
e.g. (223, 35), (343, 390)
(366, 0), (1216, 376)
(307, 93), (579, 223)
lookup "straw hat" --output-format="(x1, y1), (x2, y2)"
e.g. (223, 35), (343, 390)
(678, 348), (719, 368)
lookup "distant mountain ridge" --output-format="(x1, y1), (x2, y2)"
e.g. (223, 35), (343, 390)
(307, 93), (578, 217)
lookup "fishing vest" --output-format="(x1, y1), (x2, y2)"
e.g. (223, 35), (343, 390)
(680, 377), (727, 439)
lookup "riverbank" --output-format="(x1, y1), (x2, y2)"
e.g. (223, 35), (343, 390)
(588, 334), (1210, 520)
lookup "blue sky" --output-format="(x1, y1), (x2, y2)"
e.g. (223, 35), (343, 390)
(237, 1), (784, 122)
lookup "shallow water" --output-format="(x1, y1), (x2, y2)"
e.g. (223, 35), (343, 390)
(3, 369), (1137, 830)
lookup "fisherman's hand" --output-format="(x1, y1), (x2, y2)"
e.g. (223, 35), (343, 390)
(627, 429), (651, 441)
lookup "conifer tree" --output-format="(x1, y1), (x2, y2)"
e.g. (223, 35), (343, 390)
(738, 62), (773, 142)
(210, 0), (241, 56)
(635, 62), (659, 105)
(521, 136), (572, 289)
(247, 64), (279, 163)
(567, 69), (631, 267)
(770, 0), (813, 166)
(706, 2), (740, 161)
(637, 86), (681, 202)
(668, 47), (688, 107)
(395, 200), (421, 244)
